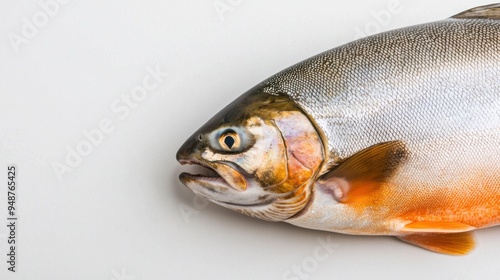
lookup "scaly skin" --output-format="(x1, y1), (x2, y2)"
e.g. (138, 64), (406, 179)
(259, 17), (500, 235)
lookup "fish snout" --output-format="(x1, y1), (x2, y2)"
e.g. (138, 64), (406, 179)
(176, 133), (202, 162)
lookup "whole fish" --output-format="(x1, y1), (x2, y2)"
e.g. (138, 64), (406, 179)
(176, 4), (500, 255)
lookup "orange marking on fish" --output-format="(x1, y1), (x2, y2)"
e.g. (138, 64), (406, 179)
(368, 172), (500, 230)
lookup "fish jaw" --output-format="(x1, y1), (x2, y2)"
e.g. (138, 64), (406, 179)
(177, 157), (259, 205)
(178, 158), (234, 192)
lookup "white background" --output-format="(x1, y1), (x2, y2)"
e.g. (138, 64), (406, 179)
(1, 0), (499, 279)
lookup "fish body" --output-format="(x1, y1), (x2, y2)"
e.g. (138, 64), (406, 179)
(177, 4), (500, 255)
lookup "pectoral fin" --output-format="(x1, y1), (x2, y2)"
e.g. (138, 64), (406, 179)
(317, 141), (408, 203)
(397, 232), (476, 255)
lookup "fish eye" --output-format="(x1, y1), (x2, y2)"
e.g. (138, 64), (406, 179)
(219, 130), (241, 151)
(210, 126), (251, 153)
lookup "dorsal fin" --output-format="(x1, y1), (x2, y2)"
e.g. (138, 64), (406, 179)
(452, 4), (500, 20)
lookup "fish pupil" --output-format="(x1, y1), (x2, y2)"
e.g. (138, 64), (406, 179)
(224, 136), (235, 149)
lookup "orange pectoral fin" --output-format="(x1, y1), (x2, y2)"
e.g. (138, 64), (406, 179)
(401, 221), (476, 233)
(397, 232), (476, 255)
(317, 141), (408, 203)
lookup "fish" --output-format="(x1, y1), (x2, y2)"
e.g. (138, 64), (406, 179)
(176, 4), (500, 255)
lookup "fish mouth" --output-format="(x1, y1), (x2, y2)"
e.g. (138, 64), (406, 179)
(178, 158), (276, 207)
(178, 158), (241, 193)
(178, 158), (226, 183)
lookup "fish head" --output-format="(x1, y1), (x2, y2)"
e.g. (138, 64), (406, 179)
(177, 88), (324, 221)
